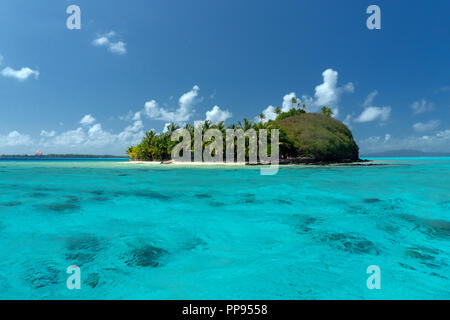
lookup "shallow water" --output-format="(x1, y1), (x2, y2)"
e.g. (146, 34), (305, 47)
(0, 158), (448, 299)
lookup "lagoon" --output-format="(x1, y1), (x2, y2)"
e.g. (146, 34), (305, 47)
(0, 158), (448, 299)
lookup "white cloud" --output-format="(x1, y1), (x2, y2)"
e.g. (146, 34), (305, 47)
(305, 68), (354, 113)
(1, 67), (39, 81)
(363, 90), (378, 107)
(0, 131), (33, 147)
(92, 31), (127, 55)
(282, 93), (297, 112)
(40, 130), (56, 138)
(0, 112), (146, 154)
(143, 85), (200, 123)
(259, 105), (278, 123)
(359, 129), (450, 153)
(314, 69), (352, 107)
(413, 120), (440, 132)
(354, 106), (391, 123)
(80, 114), (96, 126)
(256, 69), (354, 122)
(51, 127), (86, 146)
(353, 91), (391, 124)
(108, 41), (127, 55)
(205, 105), (232, 123)
(343, 114), (353, 127)
(411, 99), (434, 114)
(35, 116), (144, 154)
(117, 118), (144, 143)
(0, 85), (207, 154)
(162, 123), (171, 133)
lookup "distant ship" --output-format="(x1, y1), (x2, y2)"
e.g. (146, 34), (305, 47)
(35, 150), (43, 156)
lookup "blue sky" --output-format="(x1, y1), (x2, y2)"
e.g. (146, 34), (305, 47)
(0, 0), (449, 155)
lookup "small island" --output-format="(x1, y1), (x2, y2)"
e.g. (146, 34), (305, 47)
(127, 104), (361, 165)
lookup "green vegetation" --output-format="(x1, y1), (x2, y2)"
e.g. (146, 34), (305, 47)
(273, 112), (359, 161)
(127, 120), (296, 162)
(321, 106), (334, 117)
(127, 104), (360, 163)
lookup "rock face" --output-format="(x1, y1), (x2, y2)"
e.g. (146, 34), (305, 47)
(274, 113), (360, 162)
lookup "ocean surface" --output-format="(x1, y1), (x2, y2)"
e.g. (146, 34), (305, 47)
(0, 158), (448, 299)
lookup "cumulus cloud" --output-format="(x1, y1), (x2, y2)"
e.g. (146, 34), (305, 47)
(92, 31), (127, 55)
(0, 131), (33, 147)
(40, 130), (56, 138)
(257, 69), (354, 122)
(411, 99), (434, 115)
(314, 69), (353, 107)
(259, 105), (278, 123)
(301, 69), (354, 113)
(0, 113), (147, 155)
(359, 129), (450, 154)
(354, 106), (391, 123)
(39, 117), (144, 154)
(354, 91), (391, 123)
(108, 41), (126, 55)
(80, 114), (96, 126)
(205, 105), (232, 123)
(363, 90), (378, 107)
(143, 85), (200, 123)
(1, 66), (39, 81)
(413, 120), (440, 132)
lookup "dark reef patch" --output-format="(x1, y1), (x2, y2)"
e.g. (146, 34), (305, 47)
(401, 214), (450, 238)
(89, 196), (111, 203)
(364, 198), (381, 203)
(194, 193), (213, 199)
(85, 273), (100, 288)
(65, 234), (103, 266)
(398, 262), (416, 270)
(124, 244), (168, 268)
(134, 190), (172, 201)
(276, 199), (293, 205)
(317, 232), (380, 255)
(88, 190), (105, 196)
(208, 201), (226, 207)
(40, 201), (81, 213)
(24, 264), (61, 289)
(0, 201), (22, 207)
(376, 222), (399, 235)
(36, 195), (82, 213)
(237, 193), (256, 204)
(429, 272), (448, 280)
(290, 214), (319, 233)
(422, 219), (450, 238)
(404, 246), (443, 269)
(182, 237), (207, 251)
(28, 192), (49, 198)
(33, 186), (59, 192)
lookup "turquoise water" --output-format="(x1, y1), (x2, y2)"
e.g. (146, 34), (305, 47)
(0, 158), (448, 299)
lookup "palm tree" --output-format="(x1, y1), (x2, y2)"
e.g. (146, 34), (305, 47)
(275, 106), (281, 115)
(216, 121), (226, 134)
(202, 120), (212, 134)
(321, 106), (334, 117)
(165, 123), (180, 135)
(291, 97), (297, 110)
(259, 113), (265, 122)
